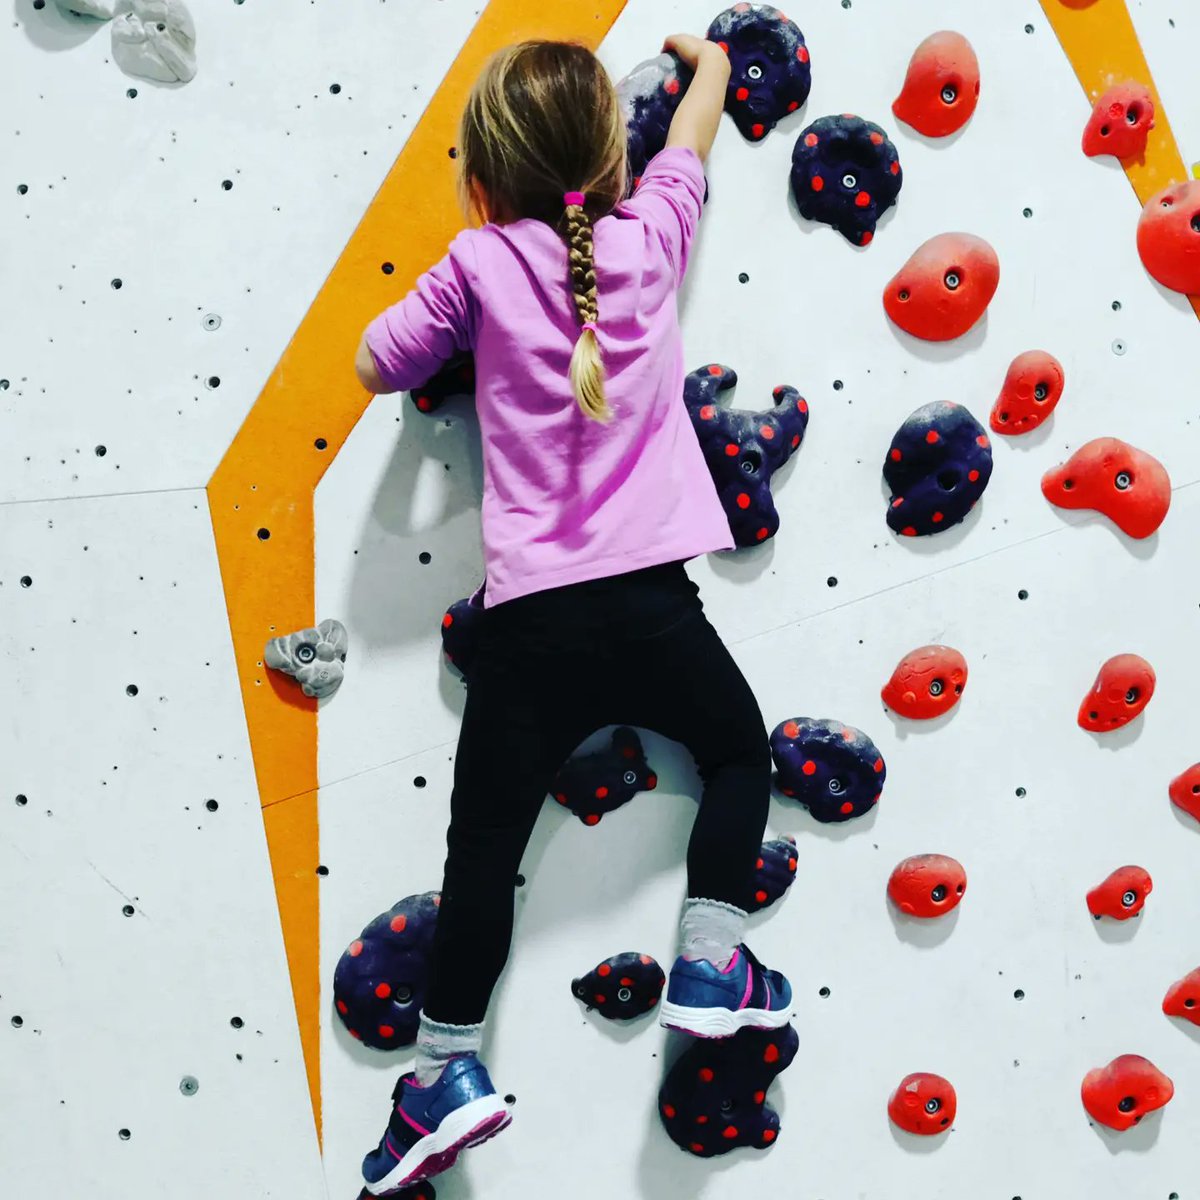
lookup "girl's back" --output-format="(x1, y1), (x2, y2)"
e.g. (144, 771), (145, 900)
(366, 145), (731, 605)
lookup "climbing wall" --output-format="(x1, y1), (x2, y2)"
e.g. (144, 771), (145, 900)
(316, 0), (1200, 1197)
(4, 1), (1199, 1199)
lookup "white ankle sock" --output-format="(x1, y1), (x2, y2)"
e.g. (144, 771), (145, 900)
(679, 897), (747, 970)
(414, 1012), (484, 1087)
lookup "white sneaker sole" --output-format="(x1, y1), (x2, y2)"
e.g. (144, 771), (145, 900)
(658, 999), (792, 1039)
(364, 1095), (512, 1195)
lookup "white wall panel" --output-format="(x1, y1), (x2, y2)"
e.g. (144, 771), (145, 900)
(1, 492), (323, 1198)
(2, 0), (482, 502)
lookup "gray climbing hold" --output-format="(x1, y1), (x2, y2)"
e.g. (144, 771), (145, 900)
(112, 0), (198, 85)
(265, 619), (348, 700)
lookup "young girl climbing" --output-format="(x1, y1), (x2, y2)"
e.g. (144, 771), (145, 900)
(354, 34), (792, 1194)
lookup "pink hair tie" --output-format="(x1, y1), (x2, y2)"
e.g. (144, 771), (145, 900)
(563, 191), (586, 207)
(581, 321), (598, 333)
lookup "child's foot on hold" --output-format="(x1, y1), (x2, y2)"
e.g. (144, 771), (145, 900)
(361, 1055), (511, 1195)
(659, 943), (792, 1039)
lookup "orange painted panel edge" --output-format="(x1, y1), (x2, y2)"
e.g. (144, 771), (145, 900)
(1039, 0), (1200, 317)
(207, 0), (629, 1143)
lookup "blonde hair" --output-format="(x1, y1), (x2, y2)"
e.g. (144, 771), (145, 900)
(457, 41), (627, 422)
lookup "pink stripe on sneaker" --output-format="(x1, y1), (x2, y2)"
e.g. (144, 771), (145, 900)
(738, 960), (754, 1011)
(400, 1108), (433, 1137)
(719, 948), (742, 976)
(384, 1134), (404, 1161)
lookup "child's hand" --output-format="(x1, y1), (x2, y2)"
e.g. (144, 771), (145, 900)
(662, 33), (720, 71)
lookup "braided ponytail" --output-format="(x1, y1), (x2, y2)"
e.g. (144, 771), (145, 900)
(564, 199), (610, 423)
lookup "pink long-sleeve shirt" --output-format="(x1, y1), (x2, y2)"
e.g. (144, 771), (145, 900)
(365, 145), (734, 607)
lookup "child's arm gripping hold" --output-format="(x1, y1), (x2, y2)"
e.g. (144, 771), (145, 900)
(621, 34), (729, 286)
(355, 234), (478, 396)
(663, 34), (731, 163)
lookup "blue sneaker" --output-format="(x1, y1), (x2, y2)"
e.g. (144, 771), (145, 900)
(361, 1056), (511, 1195)
(659, 943), (793, 1038)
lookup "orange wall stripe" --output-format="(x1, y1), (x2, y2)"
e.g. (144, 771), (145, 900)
(1039, 0), (1200, 318)
(207, 0), (628, 1141)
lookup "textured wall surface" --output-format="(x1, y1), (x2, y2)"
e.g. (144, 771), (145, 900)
(5, 0), (1199, 1198)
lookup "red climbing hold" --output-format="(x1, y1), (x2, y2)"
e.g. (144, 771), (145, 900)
(989, 350), (1065, 435)
(888, 1072), (957, 1135)
(1168, 763), (1200, 823)
(887, 854), (967, 918)
(1041, 438), (1171, 538)
(1082, 82), (1155, 160)
(1081, 1055), (1173, 1130)
(1162, 968), (1200, 1026)
(1137, 179), (1200, 295)
(881, 645), (967, 719)
(883, 233), (999, 341)
(1076, 654), (1156, 732)
(892, 31), (980, 138)
(1087, 865), (1152, 920)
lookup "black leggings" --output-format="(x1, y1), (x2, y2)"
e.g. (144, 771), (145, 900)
(423, 561), (771, 1026)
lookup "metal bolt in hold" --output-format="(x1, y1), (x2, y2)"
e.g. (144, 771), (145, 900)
(179, 1075), (199, 1096)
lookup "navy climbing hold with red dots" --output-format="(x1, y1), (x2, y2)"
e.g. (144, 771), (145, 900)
(333, 891), (442, 1050)
(749, 835), (799, 911)
(883, 401), (993, 536)
(552, 727), (657, 826)
(618, 51), (695, 190)
(658, 1023), (798, 1156)
(790, 114), (903, 246)
(770, 717), (886, 823)
(571, 951), (666, 1020)
(684, 363), (809, 547)
(408, 353), (475, 415)
(707, 4), (811, 141)
(440, 587), (486, 683)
